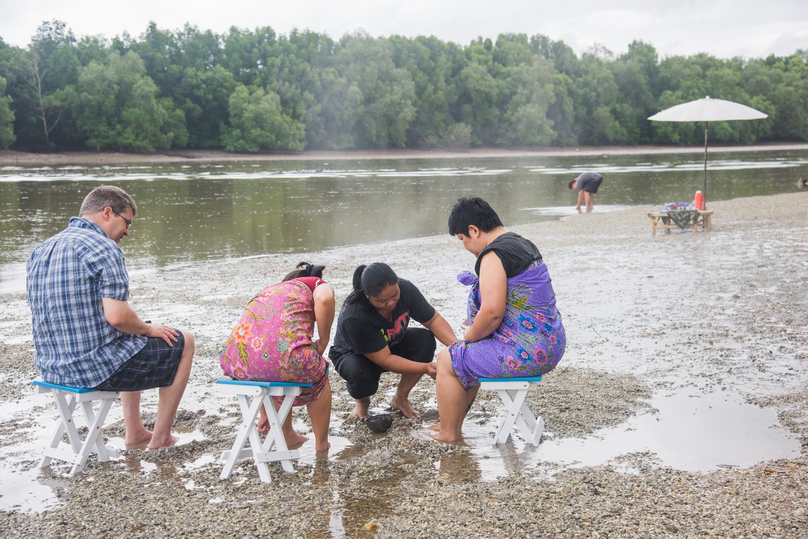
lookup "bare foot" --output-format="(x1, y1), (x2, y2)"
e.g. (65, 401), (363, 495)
(390, 395), (419, 418)
(315, 441), (331, 453)
(284, 432), (310, 447)
(348, 398), (370, 419)
(124, 428), (153, 446)
(425, 423), (441, 431)
(124, 438), (151, 451)
(430, 431), (460, 443)
(147, 433), (179, 450)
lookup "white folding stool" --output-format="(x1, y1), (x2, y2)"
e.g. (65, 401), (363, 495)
(33, 380), (120, 475)
(478, 376), (544, 446)
(217, 379), (312, 483)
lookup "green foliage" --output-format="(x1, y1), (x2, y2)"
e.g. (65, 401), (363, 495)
(222, 85), (305, 152)
(74, 50), (184, 152)
(0, 76), (16, 148)
(1, 20), (807, 152)
(333, 33), (417, 148)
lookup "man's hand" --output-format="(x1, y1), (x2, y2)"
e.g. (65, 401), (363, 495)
(146, 324), (179, 346)
(102, 298), (175, 344)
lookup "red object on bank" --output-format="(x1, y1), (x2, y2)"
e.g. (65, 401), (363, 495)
(695, 191), (705, 210)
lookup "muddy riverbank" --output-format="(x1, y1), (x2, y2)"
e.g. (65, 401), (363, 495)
(3, 142), (808, 166)
(1, 192), (807, 537)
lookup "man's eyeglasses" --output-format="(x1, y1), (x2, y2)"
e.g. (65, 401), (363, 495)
(113, 211), (133, 230)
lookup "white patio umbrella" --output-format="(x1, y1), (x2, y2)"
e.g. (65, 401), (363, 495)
(648, 96), (768, 209)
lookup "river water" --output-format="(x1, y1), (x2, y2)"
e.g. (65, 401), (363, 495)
(1, 148), (807, 292)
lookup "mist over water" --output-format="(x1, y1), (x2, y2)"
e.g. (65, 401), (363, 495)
(1, 149), (806, 291)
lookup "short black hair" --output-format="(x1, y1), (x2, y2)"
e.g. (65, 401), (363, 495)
(568, 179), (577, 190)
(447, 196), (503, 236)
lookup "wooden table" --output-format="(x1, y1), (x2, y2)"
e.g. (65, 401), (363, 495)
(649, 210), (713, 235)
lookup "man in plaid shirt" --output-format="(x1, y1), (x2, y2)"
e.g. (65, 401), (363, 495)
(27, 186), (194, 450)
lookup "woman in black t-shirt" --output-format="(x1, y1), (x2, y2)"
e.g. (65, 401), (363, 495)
(329, 263), (457, 419)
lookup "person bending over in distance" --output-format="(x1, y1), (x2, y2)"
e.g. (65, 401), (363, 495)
(329, 262), (457, 419)
(27, 185), (195, 450)
(430, 196), (565, 443)
(568, 172), (603, 213)
(220, 262), (335, 452)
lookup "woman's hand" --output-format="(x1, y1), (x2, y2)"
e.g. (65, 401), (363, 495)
(314, 339), (328, 356)
(424, 361), (437, 380)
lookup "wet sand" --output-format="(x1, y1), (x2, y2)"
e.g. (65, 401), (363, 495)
(3, 142), (808, 166)
(1, 191), (807, 537)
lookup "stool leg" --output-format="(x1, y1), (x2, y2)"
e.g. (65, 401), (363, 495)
(54, 391), (83, 453)
(260, 392), (296, 473)
(220, 393), (266, 481)
(492, 389), (525, 444)
(40, 392), (76, 469)
(514, 401), (544, 446)
(246, 393), (272, 483)
(68, 398), (117, 475)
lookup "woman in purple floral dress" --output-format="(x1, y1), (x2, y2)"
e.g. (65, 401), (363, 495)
(220, 262), (334, 452)
(431, 197), (565, 442)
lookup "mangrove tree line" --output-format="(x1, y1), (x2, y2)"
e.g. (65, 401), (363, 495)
(0, 20), (806, 152)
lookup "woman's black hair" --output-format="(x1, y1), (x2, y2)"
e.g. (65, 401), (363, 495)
(346, 262), (399, 305)
(447, 196), (503, 236)
(283, 262), (325, 282)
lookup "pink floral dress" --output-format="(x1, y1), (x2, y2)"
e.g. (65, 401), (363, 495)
(220, 280), (328, 406)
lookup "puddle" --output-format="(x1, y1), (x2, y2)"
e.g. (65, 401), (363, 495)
(452, 388), (800, 475)
(0, 467), (63, 513)
(522, 204), (634, 217)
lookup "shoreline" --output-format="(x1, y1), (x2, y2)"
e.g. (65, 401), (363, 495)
(2, 141), (808, 166)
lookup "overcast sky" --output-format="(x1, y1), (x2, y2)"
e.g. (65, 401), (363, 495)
(1, 0), (806, 60)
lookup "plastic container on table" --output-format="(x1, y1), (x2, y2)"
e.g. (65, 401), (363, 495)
(694, 191), (705, 210)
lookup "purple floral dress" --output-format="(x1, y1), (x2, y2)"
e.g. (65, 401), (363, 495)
(449, 260), (565, 389)
(220, 280), (328, 406)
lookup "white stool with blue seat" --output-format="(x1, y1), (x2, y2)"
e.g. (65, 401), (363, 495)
(217, 379), (312, 483)
(478, 376), (544, 446)
(33, 380), (120, 475)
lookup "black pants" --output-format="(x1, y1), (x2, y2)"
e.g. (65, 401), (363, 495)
(329, 328), (436, 399)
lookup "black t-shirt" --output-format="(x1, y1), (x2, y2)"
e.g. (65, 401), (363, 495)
(330, 279), (436, 356)
(474, 232), (542, 278)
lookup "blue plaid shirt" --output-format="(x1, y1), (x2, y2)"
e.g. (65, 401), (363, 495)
(26, 217), (147, 387)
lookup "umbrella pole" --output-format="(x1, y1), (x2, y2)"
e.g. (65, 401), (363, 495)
(703, 121), (709, 210)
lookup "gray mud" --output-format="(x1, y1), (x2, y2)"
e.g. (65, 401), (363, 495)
(1, 192), (807, 537)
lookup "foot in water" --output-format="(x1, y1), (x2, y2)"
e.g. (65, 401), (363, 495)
(284, 432), (310, 447)
(148, 433), (179, 450)
(124, 427), (153, 447)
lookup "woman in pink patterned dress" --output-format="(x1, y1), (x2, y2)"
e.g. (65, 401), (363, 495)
(220, 262), (335, 452)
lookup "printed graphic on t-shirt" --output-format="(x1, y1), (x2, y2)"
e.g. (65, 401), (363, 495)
(383, 312), (410, 342)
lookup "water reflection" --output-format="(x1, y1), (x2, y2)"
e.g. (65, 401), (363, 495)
(1, 150), (806, 291)
(436, 448), (482, 483)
